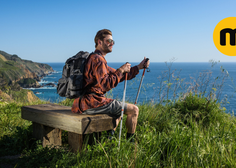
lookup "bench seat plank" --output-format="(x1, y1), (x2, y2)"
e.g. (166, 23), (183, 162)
(21, 104), (114, 134)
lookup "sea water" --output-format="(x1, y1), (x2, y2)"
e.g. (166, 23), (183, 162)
(27, 62), (236, 114)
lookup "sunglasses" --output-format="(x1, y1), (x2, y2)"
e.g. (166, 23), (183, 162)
(106, 39), (115, 45)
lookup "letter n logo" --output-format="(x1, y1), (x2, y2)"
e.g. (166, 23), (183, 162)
(220, 28), (236, 46)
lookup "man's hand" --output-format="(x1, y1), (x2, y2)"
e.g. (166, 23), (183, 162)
(137, 57), (150, 70)
(118, 62), (131, 73)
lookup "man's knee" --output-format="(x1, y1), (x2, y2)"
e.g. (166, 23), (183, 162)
(126, 104), (139, 117)
(133, 105), (139, 116)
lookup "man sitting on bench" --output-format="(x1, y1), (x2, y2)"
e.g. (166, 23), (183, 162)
(71, 29), (150, 142)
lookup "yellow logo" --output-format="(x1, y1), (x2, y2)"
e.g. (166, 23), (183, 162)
(213, 17), (236, 56)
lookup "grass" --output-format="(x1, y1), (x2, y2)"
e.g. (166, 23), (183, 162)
(1, 60), (236, 167)
(0, 94), (236, 167)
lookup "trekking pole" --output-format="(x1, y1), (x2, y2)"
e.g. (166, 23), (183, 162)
(118, 72), (128, 148)
(134, 58), (150, 104)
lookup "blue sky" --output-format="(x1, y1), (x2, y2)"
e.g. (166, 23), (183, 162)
(1, 0), (236, 63)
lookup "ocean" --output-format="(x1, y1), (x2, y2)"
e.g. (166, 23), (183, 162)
(28, 62), (236, 114)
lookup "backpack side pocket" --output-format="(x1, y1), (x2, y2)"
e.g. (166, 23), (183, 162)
(57, 77), (68, 97)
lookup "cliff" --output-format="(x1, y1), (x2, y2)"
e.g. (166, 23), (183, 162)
(0, 50), (53, 88)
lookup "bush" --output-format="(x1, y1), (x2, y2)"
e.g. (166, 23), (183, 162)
(58, 98), (74, 107)
(170, 92), (226, 128)
(18, 78), (36, 85)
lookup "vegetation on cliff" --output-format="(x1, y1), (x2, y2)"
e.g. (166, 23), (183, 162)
(0, 50), (53, 86)
(17, 78), (41, 88)
(0, 50), (53, 104)
(0, 86), (39, 104)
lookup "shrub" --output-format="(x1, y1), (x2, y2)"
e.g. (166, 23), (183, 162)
(18, 78), (36, 85)
(170, 92), (226, 128)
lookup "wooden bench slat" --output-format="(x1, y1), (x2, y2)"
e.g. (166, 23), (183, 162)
(21, 104), (114, 134)
(21, 103), (116, 152)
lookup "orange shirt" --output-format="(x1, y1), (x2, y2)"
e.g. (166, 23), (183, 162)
(71, 50), (139, 114)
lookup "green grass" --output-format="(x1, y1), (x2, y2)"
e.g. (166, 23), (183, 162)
(0, 94), (236, 167)
(1, 60), (236, 167)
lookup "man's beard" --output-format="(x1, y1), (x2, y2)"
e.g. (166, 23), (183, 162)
(102, 43), (112, 54)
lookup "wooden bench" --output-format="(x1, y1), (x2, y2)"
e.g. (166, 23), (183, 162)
(21, 103), (114, 152)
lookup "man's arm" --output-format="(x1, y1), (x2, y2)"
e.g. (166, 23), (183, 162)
(118, 57), (150, 81)
(93, 58), (124, 92)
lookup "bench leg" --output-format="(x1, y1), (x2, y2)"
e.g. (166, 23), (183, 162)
(32, 122), (62, 147)
(68, 132), (102, 153)
(68, 132), (83, 153)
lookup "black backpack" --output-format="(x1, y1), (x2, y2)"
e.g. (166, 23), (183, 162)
(57, 51), (91, 99)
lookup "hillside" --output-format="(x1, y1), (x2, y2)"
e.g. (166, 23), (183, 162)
(0, 50), (53, 87)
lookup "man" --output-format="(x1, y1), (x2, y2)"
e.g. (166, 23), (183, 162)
(72, 29), (150, 141)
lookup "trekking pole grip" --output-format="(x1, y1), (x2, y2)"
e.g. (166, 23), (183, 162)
(142, 58), (149, 75)
(144, 58), (150, 72)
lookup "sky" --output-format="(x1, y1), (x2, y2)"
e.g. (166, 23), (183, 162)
(1, 0), (236, 63)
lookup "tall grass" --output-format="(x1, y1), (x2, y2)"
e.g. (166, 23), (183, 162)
(1, 61), (236, 167)
(152, 60), (232, 107)
(1, 94), (236, 167)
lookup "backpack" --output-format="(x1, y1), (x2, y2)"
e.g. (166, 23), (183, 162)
(57, 51), (91, 99)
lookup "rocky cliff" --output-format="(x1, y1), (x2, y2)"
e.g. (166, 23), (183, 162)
(0, 50), (54, 88)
